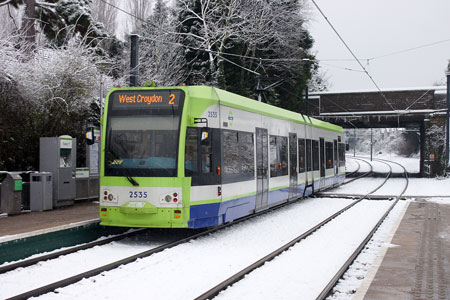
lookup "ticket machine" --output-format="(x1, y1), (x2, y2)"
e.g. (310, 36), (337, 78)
(40, 135), (76, 207)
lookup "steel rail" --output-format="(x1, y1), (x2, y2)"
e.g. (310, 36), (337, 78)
(345, 156), (361, 177)
(316, 158), (409, 300)
(193, 160), (393, 300)
(0, 228), (148, 275)
(5, 226), (221, 300)
(343, 157), (373, 184)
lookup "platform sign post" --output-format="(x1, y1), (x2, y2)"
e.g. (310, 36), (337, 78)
(85, 127), (101, 200)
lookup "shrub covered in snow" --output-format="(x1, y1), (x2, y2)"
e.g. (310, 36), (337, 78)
(0, 32), (113, 170)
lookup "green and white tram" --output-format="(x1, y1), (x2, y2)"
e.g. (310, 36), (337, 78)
(99, 86), (345, 228)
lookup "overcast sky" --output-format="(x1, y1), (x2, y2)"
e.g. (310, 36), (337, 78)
(307, 0), (450, 92)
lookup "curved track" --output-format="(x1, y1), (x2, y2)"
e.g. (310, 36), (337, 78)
(193, 158), (408, 300)
(317, 158), (409, 299)
(344, 156), (373, 185)
(4, 158), (409, 300)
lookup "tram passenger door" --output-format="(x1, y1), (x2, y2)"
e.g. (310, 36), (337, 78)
(319, 138), (325, 188)
(288, 133), (298, 200)
(255, 128), (269, 212)
(333, 139), (338, 185)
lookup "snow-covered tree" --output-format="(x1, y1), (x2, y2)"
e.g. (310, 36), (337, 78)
(7, 0), (108, 47)
(176, 0), (244, 86)
(0, 3), (22, 38)
(0, 29), (113, 170)
(127, 0), (153, 33)
(138, 0), (187, 86)
(90, 0), (118, 36)
(308, 64), (329, 92)
(174, 0), (316, 111)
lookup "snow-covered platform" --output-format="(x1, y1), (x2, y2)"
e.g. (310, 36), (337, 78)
(0, 201), (122, 264)
(355, 200), (450, 299)
(0, 201), (99, 243)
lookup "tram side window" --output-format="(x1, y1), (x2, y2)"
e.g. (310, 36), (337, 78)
(334, 140), (338, 167)
(185, 127), (198, 176)
(326, 141), (333, 169)
(279, 136), (288, 176)
(339, 143), (346, 167)
(222, 130), (255, 182)
(306, 139), (312, 172)
(223, 131), (240, 175)
(239, 132), (255, 175)
(312, 140), (319, 171)
(298, 138), (306, 173)
(270, 135), (288, 177)
(269, 136), (278, 176)
(201, 131), (212, 173)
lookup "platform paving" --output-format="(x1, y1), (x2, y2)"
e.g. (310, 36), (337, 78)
(357, 201), (450, 300)
(0, 201), (99, 238)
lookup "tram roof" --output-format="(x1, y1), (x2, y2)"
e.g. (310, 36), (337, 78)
(186, 86), (344, 134)
(104, 86), (344, 134)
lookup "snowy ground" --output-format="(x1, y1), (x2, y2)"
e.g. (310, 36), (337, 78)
(18, 198), (399, 300)
(1, 154), (448, 300)
(344, 155), (450, 197)
(346, 153), (420, 173)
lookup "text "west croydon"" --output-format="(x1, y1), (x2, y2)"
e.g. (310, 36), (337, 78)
(118, 94), (163, 105)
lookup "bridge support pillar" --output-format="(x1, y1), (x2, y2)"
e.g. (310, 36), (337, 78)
(422, 117), (447, 177)
(420, 121), (425, 176)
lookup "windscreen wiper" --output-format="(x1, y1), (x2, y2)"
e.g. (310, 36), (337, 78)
(107, 148), (140, 187)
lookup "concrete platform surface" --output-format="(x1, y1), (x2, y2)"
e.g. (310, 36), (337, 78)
(0, 201), (99, 238)
(358, 201), (450, 300)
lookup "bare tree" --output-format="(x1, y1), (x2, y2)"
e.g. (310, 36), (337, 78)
(139, 0), (187, 86)
(0, 4), (22, 38)
(128, 0), (153, 32)
(175, 0), (312, 89)
(22, 0), (36, 46)
(90, 0), (118, 36)
(176, 0), (245, 85)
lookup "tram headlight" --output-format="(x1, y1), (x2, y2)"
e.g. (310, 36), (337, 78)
(165, 195), (172, 202)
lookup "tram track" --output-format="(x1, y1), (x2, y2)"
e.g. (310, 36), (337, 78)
(193, 158), (408, 300)
(0, 228), (148, 275)
(2, 190), (325, 300)
(321, 157), (410, 299)
(3, 159), (409, 300)
(320, 156), (409, 199)
(4, 228), (210, 300)
(343, 157), (372, 185)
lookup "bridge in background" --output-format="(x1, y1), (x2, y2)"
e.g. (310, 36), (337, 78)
(305, 86), (448, 177)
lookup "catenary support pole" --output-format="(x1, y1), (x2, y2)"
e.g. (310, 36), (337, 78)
(370, 128), (373, 161)
(130, 34), (139, 87)
(305, 86), (309, 115)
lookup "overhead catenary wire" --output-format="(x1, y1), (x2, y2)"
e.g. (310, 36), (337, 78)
(310, 0), (396, 112)
(317, 38), (450, 62)
(97, 0), (371, 79)
(100, 0), (433, 121)
(100, 0), (366, 124)
(369, 38), (450, 61)
(99, 0), (147, 24)
(99, 0), (262, 76)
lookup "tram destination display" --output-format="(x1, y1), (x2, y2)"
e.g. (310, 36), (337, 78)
(110, 89), (184, 110)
